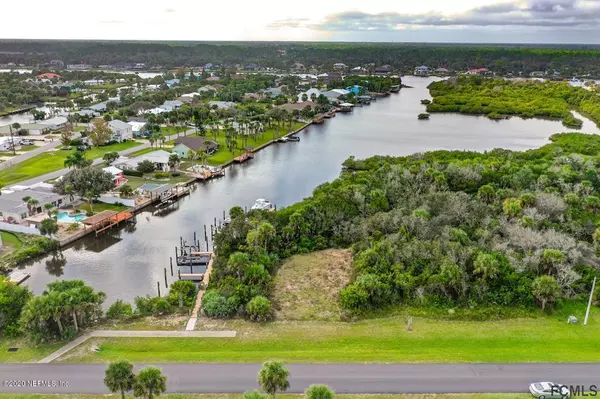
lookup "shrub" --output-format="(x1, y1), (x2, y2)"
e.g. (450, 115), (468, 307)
(245, 296), (272, 321)
(167, 280), (198, 308)
(136, 160), (156, 174)
(154, 172), (170, 179)
(202, 290), (235, 318)
(106, 300), (133, 320)
(171, 171), (181, 177)
(122, 169), (144, 177)
(152, 298), (172, 315)
(134, 295), (156, 316)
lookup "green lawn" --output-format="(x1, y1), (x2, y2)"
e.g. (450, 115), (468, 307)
(161, 126), (189, 136)
(0, 231), (22, 256)
(58, 303), (600, 363)
(125, 175), (192, 190)
(77, 202), (130, 214)
(0, 338), (62, 363)
(0, 142), (141, 186)
(0, 395), (528, 399)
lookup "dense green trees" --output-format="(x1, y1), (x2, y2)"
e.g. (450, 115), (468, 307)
(209, 133), (600, 319)
(427, 77), (600, 129)
(104, 360), (135, 399)
(0, 279), (32, 336)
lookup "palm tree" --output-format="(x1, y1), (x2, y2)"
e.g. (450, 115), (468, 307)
(133, 366), (167, 399)
(22, 196), (32, 214)
(44, 203), (54, 217)
(64, 184), (75, 202)
(258, 361), (290, 399)
(104, 360), (135, 399)
(28, 199), (40, 215)
(85, 191), (96, 213)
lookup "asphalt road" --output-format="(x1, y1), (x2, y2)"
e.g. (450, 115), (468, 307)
(1, 363), (599, 394)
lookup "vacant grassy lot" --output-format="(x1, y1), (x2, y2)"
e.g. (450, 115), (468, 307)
(272, 249), (352, 321)
(59, 301), (600, 363)
(0, 395), (529, 399)
(0, 231), (22, 257)
(0, 141), (141, 186)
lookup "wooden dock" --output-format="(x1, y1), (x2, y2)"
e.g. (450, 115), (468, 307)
(82, 210), (135, 236)
(189, 169), (225, 181)
(9, 271), (30, 285)
(234, 152), (254, 163)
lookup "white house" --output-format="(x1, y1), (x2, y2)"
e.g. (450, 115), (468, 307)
(414, 65), (430, 76)
(128, 121), (148, 137)
(0, 184), (72, 224)
(208, 101), (237, 110)
(333, 63), (348, 70)
(38, 116), (68, 131)
(323, 89), (350, 99)
(113, 150), (171, 172)
(297, 88), (321, 102)
(108, 119), (133, 142)
(161, 100), (184, 111)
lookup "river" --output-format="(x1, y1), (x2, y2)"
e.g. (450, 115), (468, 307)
(18, 76), (600, 303)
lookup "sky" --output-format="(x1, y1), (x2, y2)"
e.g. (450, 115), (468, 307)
(2, 0), (600, 43)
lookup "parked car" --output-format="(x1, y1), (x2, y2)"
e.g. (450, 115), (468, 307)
(530, 382), (570, 398)
(20, 139), (34, 146)
(61, 146), (72, 151)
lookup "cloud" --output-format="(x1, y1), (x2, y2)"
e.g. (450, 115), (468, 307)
(266, 18), (311, 29)
(97, 20), (124, 24)
(267, 0), (600, 31)
(164, 8), (176, 13)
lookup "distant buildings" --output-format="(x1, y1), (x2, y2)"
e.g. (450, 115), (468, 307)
(333, 63), (348, 70)
(467, 68), (490, 75)
(67, 64), (92, 70)
(36, 72), (61, 80)
(375, 65), (391, 75)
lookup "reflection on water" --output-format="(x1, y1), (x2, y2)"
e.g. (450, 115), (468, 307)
(20, 76), (600, 303)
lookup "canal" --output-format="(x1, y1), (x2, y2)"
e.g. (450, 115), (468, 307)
(18, 76), (600, 303)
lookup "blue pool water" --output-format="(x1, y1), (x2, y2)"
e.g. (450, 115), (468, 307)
(56, 212), (86, 223)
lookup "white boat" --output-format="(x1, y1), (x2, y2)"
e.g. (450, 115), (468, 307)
(251, 198), (274, 211)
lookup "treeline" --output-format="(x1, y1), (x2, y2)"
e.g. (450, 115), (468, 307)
(0, 278), (198, 342)
(427, 76), (600, 129)
(3, 41), (600, 76)
(206, 133), (600, 319)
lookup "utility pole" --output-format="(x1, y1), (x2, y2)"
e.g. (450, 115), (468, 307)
(8, 125), (15, 156)
(584, 276), (596, 326)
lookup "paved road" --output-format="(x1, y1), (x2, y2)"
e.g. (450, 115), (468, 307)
(7, 129), (193, 188)
(0, 363), (599, 394)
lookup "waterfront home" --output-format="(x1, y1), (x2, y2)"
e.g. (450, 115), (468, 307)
(323, 89), (350, 99)
(0, 183), (71, 224)
(530, 71), (546, 77)
(333, 63), (348, 70)
(0, 123), (50, 136)
(208, 101), (237, 110)
(435, 67), (449, 74)
(198, 85), (218, 94)
(38, 116), (68, 131)
(127, 118), (149, 137)
(172, 136), (219, 158)
(165, 79), (180, 87)
(375, 65), (392, 74)
(414, 65), (430, 76)
(113, 150), (171, 172)
(67, 64), (92, 69)
(102, 166), (127, 187)
(297, 88), (321, 102)
(108, 119), (133, 142)
(467, 68), (490, 75)
(161, 100), (184, 111)
(351, 66), (366, 73)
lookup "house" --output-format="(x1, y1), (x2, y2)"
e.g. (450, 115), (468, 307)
(0, 123), (50, 136)
(467, 68), (489, 75)
(244, 64), (262, 71)
(206, 76), (221, 82)
(172, 136), (219, 158)
(36, 72), (61, 80)
(265, 87), (283, 98)
(208, 101), (237, 110)
(530, 71), (546, 77)
(177, 96), (194, 104)
(84, 79), (105, 86)
(108, 119), (133, 142)
(198, 86), (218, 93)
(435, 67), (449, 74)
(351, 66), (366, 73)
(127, 120), (149, 137)
(67, 64), (92, 69)
(161, 100), (183, 111)
(323, 89), (350, 99)
(144, 107), (168, 115)
(333, 63), (348, 70)
(244, 92), (264, 100)
(102, 166), (127, 187)
(414, 65), (430, 76)
(375, 65), (391, 74)
(38, 116), (68, 131)
(297, 88), (321, 102)
(164, 79), (180, 87)
(0, 184), (71, 224)
(113, 150), (171, 172)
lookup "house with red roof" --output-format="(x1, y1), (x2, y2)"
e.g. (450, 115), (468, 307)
(36, 72), (61, 80)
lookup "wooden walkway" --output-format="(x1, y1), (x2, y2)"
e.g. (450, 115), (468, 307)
(185, 253), (215, 331)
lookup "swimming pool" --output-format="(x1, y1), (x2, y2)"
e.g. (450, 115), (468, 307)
(56, 212), (86, 223)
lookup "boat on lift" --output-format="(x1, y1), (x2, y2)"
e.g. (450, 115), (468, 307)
(251, 198), (274, 211)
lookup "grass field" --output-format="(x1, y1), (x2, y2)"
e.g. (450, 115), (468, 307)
(77, 202), (130, 213)
(0, 231), (22, 256)
(0, 394), (529, 399)
(57, 301), (600, 363)
(0, 338), (62, 363)
(272, 249), (352, 321)
(0, 141), (141, 186)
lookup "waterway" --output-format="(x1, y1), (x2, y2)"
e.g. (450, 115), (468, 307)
(18, 76), (600, 303)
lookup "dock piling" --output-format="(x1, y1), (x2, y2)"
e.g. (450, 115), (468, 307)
(170, 258), (173, 276)
(157, 281), (161, 297)
(178, 268), (181, 280)
(223, 210), (226, 220)
(193, 231), (197, 243)
(164, 268), (168, 288)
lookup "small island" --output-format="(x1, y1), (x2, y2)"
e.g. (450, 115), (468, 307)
(421, 99), (431, 105)
(418, 113), (430, 120)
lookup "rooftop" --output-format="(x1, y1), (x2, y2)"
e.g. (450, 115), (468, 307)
(174, 136), (218, 152)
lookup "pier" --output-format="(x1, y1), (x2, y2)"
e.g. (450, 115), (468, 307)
(82, 210), (135, 236)
(234, 152), (254, 163)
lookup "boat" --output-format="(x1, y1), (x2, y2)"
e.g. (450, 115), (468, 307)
(251, 198), (274, 211)
(287, 136), (300, 142)
(278, 137), (289, 142)
(234, 152), (254, 163)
